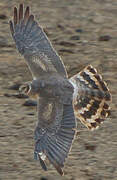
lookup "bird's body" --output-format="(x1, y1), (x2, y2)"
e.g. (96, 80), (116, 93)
(10, 4), (111, 175)
(30, 74), (73, 103)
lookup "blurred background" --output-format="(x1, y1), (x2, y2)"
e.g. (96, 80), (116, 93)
(0, 0), (117, 179)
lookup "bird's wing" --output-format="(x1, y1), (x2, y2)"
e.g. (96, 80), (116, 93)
(34, 96), (76, 175)
(70, 65), (111, 130)
(9, 4), (67, 78)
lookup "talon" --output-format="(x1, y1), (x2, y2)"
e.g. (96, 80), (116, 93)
(19, 83), (31, 94)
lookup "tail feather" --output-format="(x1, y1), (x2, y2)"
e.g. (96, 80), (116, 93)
(70, 65), (111, 130)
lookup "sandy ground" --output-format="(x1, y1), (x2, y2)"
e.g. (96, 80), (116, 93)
(0, 0), (117, 179)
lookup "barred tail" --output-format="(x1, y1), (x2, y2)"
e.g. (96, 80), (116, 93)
(70, 65), (111, 130)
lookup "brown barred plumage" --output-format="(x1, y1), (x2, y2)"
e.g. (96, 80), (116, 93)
(70, 65), (111, 130)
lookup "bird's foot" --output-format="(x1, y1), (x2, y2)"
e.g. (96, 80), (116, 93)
(19, 83), (31, 94)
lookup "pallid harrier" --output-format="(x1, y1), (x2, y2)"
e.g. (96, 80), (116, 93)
(9, 4), (111, 175)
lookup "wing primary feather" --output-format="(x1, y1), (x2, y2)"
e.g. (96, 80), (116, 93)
(38, 154), (47, 171)
(46, 143), (63, 166)
(46, 136), (65, 165)
(46, 150), (64, 176)
(19, 4), (23, 21)
(48, 136), (67, 154)
(24, 6), (30, 24)
(9, 21), (14, 36)
(14, 7), (17, 26)
(34, 100), (76, 175)
(10, 4), (67, 77)
(25, 15), (34, 33)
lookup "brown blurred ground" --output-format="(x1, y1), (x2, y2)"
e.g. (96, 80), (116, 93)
(0, 0), (117, 180)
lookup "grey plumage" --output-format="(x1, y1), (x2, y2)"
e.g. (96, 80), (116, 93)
(10, 4), (76, 175)
(10, 4), (67, 78)
(10, 4), (111, 176)
(34, 99), (76, 175)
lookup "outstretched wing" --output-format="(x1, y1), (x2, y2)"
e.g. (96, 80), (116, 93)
(9, 4), (67, 78)
(34, 97), (76, 175)
(70, 65), (111, 130)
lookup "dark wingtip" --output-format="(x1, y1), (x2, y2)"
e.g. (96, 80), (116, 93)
(28, 14), (34, 22)
(46, 152), (64, 176)
(24, 6), (30, 23)
(13, 4), (31, 27)
(14, 6), (17, 26)
(54, 163), (64, 176)
(9, 20), (14, 35)
(19, 4), (23, 21)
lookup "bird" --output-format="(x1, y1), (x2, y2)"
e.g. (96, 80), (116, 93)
(9, 4), (111, 176)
